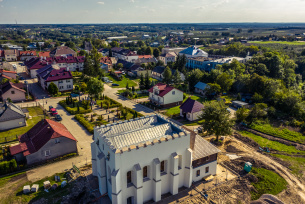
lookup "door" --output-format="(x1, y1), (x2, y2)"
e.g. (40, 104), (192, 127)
(127, 197), (133, 204)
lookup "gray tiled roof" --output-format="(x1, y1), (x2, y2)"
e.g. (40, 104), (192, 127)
(0, 102), (26, 122)
(192, 135), (221, 161)
(96, 115), (184, 150)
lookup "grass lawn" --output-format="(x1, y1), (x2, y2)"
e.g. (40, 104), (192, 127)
(0, 106), (47, 142)
(11, 172), (70, 203)
(248, 41), (305, 45)
(240, 131), (305, 155)
(271, 154), (305, 179)
(0, 172), (26, 188)
(181, 119), (205, 126)
(249, 122), (305, 144)
(250, 167), (287, 200)
(107, 75), (138, 88)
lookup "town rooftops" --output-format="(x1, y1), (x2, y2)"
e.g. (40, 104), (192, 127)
(0, 102), (25, 122)
(95, 114), (187, 153)
(194, 82), (209, 90)
(148, 83), (177, 97)
(160, 52), (177, 58)
(192, 135), (220, 161)
(100, 57), (112, 65)
(188, 56), (215, 62)
(50, 46), (76, 56)
(10, 119), (77, 156)
(180, 98), (204, 114)
(4, 49), (19, 55)
(19, 51), (36, 56)
(179, 46), (208, 57)
(38, 51), (50, 58)
(152, 66), (165, 74)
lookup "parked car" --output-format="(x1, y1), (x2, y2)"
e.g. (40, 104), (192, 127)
(19, 76), (24, 80)
(49, 106), (54, 111)
(50, 108), (58, 115)
(55, 115), (62, 121)
(112, 83), (120, 86)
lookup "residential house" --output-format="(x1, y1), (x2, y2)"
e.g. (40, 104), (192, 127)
(0, 81), (26, 102)
(0, 62), (14, 72)
(179, 46), (208, 58)
(158, 52), (177, 65)
(37, 67), (73, 92)
(25, 57), (54, 78)
(231, 101), (251, 109)
(100, 57), (114, 72)
(129, 65), (151, 78)
(151, 66), (185, 82)
(0, 69), (17, 79)
(4, 49), (19, 61)
(111, 47), (138, 62)
(98, 48), (109, 56)
(50, 46), (76, 57)
(161, 47), (186, 55)
(135, 55), (157, 65)
(19, 51), (37, 61)
(91, 114), (220, 204)
(10, 119), (77, 165)
(0, 102), (26, 131)
(148, 83), (183, 108)
(194, 82), (209, 95)
(38, 51), (50, 58)
(180, 98), (204, 121)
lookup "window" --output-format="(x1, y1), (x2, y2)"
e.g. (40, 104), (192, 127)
(127, 171), (132, 184)
(196, 170), (200, 177)
(160, 161), (165, 173)
(172, 91), (175, 95)
(66, 80), (70, 83)
(178, 155), (182, 169)
(205, 166), (209, 173)
(59, 86), (64, 89)
(45, 150), (51, 157)
(55, 138), (60, 144)
(67, 85), (72, 89)
(11, 91), (15, 94)
(143, 166), (148, 179)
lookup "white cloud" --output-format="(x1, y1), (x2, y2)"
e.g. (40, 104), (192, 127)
(130, 0), (135, 3)
(97, 2), (104, 5)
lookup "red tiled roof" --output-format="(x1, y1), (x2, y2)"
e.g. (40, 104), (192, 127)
(100, 57), (112, 65)
(19, 51), (36, 56)
(0, 69), (16, 74)
(138, 55), (152, 59)
(45, 68), (73, 82)
(50, 46), (76, 56)
(38, 51), (50, 58)
(10, 119), (77, 156)
(77, 56), (85, 63)
(148, 83), (176, 97)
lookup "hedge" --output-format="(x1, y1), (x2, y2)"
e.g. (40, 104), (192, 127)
(103, 96), (121, 109)
(0, 159), (17, 175)
(59, 100), (92, 115)
(75, 114), (94, 133)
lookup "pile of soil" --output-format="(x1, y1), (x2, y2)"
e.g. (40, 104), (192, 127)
(226, 145), (243, 153)
(233, 133), (259, 148)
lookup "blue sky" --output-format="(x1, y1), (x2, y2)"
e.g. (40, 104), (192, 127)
(0, 0), (305, 24)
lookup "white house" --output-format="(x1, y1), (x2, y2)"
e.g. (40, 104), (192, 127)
(148, 83), (183, 108)
(158, 52), (177, 65)
(91, 114), (220, 204)
(180, 98), (204, 121)
(36, 66), (73, 92)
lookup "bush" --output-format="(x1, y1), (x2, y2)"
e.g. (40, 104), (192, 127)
(0, 159), (17, 175)
(75, 114), (94, 133)
(59, 100), (91, 115)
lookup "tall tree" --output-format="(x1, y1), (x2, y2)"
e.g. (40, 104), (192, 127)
(145, 71), (150, 89)
(172, 70), (182, 85)
(87, 77), (104, 99)
(48, 82), (58, 95)
(200, 101), (234, 141)
(139, 73), (145, 90)
(163, 66), (172, 84)
(153, 48), (160, 58)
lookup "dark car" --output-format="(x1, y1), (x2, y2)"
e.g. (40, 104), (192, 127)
(112, 83), (120, 86)
(19, 76), (24, 80)
(49, 106), (53, 111)
(55, 115), (62, 121)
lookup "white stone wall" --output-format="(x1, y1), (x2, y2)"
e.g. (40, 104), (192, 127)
(163, 89), (183, 105)
(192, 160), (217, 183)
(46, 79), (73, 92)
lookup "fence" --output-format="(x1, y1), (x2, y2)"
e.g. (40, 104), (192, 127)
(0, 135), (19, 144)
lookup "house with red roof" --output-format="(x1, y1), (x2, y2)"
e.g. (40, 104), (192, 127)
(10, 119), (77, 165)
(0, 69), (17, 79)
(0, 81), (26, 102)
(38, 51), (50, 58)
(148, 83), (183, 108)
(19, 51), (37, 61)
(37, 66), (73, 92)
(135, 55), (157, 65)
(180, 98), (204, 121)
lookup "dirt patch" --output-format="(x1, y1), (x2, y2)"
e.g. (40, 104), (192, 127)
(9, 173), (27, 182)
(277, 186), (304, 204)
(226, 145), (244, 153)
(233, 132), (259, 148)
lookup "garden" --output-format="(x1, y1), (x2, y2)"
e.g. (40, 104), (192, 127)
(106, 74), (138, 88)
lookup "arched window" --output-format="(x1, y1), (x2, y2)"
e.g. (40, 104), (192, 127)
(127, 171), (132, 184)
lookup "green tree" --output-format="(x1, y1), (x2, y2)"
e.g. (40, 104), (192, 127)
(80, 82), (87, 93)
(252, 92), (264, 103)
(153, 48), (160, 58)
(117, 63), (123, 69)
(145, 47), (153, 55)
(206, 83), (221, 96)
(48, 82), (58, 95)
(87, 77), (104, 99)
(216, 73), (234, 93)
(163, 66), (172, 84)
(235, 107), (249, 123)
(172, 70), (182, 85)
(110, 40), (119, 48)
(145, 71), (150, 89)
(248, 103), (268, 123)
(200, 101), (234, 141)
(139, 73), (145, 90)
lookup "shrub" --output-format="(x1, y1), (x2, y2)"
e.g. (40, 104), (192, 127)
(59, 100), (91, 115)
(75, 114), (94, 133)
(0, 159), (17, 175)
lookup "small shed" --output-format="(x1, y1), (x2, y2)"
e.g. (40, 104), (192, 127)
(194, 82), (209, 95)
(231, 101), (250, 109)
(31, 184), (39, 192)
(43, 180), (51, 189)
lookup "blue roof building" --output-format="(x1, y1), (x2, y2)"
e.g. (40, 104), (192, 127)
(179, 46), (208, 58)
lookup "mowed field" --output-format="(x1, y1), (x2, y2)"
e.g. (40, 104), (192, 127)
(249, 41), (305, 45)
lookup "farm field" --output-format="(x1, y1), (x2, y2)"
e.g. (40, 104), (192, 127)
(248, 41), (305, 45)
